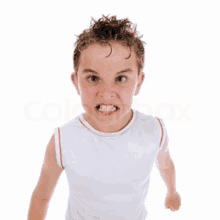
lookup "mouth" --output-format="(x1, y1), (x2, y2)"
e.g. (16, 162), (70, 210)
(94, 104), (120, 115)
(95, 104), (120, 111)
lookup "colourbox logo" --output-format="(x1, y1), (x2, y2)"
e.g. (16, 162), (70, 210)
(24, 99), (192, 122)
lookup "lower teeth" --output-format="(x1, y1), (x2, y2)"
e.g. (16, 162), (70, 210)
(98, 110), (116, 113)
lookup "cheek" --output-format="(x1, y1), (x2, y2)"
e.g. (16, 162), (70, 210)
(120, 88), (134, 98)
(80, 83), (96, 93)
(81, 88), (96, 106)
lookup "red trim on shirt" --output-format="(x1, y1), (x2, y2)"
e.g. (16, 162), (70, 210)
(156, 118), (163, 147)
(58, 127), (64, 170)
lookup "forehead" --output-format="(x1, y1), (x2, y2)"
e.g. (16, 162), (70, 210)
(79, 42), (137, 71)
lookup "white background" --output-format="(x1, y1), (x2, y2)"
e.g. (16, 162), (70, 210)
(1, 0), (220, 219)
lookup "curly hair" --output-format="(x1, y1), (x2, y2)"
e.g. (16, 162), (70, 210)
(73, 14), (146, 77)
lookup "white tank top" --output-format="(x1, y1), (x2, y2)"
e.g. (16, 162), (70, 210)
(54, 109), (168, 220)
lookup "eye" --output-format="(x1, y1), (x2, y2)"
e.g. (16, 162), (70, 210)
(87, 75), (99, 82)
(117, 75), (127, 83)
(86, 75), (127, 83)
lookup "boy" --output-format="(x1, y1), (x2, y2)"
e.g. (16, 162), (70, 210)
(28, 14), (181, 220)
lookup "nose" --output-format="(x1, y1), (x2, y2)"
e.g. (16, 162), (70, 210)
(100, 94), (114, 99)
(98, 84), (116, 99)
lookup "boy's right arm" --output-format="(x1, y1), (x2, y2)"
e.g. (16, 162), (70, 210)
(28, 134), (64, 220)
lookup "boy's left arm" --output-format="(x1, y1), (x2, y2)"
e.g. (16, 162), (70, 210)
(157, 136), (181, 211)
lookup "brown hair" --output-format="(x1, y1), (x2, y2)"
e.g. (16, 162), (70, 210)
(73, 14), (146, 77)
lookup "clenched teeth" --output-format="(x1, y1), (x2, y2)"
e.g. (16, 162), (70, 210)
(95, 104), (120, 113)
(99, 105), (116, 112)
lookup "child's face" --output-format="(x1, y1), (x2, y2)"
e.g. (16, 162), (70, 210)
(71, 42), (145, 132)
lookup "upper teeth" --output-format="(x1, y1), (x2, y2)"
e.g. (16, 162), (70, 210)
(98, 104), (116, 111)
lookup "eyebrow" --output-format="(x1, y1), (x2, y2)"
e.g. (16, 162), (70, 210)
(82, 68), (133, 75)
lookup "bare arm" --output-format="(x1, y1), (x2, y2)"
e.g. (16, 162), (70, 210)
(28, 196), (50, 220)
(159, 163), (176, 195)
(28, 134), (64, 219)
(157, 135), (176, 195)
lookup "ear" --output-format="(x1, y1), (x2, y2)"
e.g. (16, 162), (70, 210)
(134, 72), (145, 96)
(71, 72), (80, 95)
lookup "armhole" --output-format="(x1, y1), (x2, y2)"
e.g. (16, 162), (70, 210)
(54, 127), (65, 170)
(155, 117), (170, 169)
(156, 117), (167, 151)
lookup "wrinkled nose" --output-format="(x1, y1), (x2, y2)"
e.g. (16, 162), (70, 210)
(98, 86), (116, 98)
(100, 94), (114, 99)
